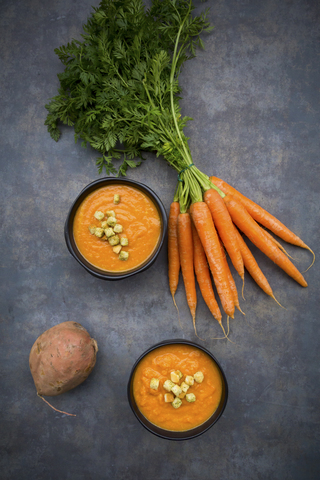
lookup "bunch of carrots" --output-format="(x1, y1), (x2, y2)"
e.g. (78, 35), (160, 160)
(43, 0), (314, 333)
(168, 168), (314, 338)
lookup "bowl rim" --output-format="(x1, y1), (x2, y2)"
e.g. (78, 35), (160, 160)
(127, 338), (228, 441)
(64, 177), (168, 280)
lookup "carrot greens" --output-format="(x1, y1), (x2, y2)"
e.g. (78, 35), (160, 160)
(45, 0), (212, 176)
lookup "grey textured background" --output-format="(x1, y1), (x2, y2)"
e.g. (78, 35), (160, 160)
(1, 0), (319, 479)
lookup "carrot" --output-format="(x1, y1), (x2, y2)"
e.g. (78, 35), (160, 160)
(210, 175), (315, 269)
(233, 227), (279, 302)
(191, 220), (222, 324)
(177, 213), (197, 332)
(204, 188), (244, 280)
(168, 201), (181, 303)
(219, 240), (244, 314)
(223, 194), (308, 287)
(190, 202), (235, 318)
(261, 228), (295, 260)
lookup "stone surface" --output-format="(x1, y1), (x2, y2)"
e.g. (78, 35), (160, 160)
(0, 0), (319, 479)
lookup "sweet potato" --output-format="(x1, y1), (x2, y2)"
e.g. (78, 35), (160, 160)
(29, 321), (98, 397)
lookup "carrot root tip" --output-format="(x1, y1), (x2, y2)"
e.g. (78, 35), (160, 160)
(172, 294), (183, 330)
(192, 314), (205, 341)
(236, 305), (246, 315)
(241, 277), (245, 301)
(277, 244), (295, 260)
(272, 294), (286, 310)
(220, 317), (236, 344)
(303, 246), (315, 273)
(210, 319), (230, 341)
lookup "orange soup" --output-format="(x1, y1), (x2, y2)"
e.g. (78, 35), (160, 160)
(73, 185), (161, 272)
(132, 344), (223, 432)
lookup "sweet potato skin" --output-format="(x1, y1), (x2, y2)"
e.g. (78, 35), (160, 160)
(29, 321), (98, 396)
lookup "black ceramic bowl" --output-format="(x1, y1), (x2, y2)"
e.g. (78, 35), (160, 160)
(127, 339), (228, 441)
(64, 177), (167, 280)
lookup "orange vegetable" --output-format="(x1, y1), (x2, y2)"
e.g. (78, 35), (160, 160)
(233, 227), (276, 299)
(191, 220), (222, 324)
(223, 194), (308, 287)
(210, 176), (314, 266)
(219, 240), (243, 314)
(204, 188), (244, 280)
(261, 228), (294, 259)
(177, 213), (197, 329)
(168, 202), (181, 300)
(190, 202), (235, 318)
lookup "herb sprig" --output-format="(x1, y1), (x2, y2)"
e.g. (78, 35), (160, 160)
(45, 0), (212, 177)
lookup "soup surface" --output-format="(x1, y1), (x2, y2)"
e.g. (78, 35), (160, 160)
(73, 185), (161, 272)
(133, 344), (223, 432)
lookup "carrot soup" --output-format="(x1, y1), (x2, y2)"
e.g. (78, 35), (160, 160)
(132, 344), (223, 432)
(73, 184), (161, 272)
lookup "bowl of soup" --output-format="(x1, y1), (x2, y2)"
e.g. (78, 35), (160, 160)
(65, 177), (167, 280)
(127, 339), (228, 440)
